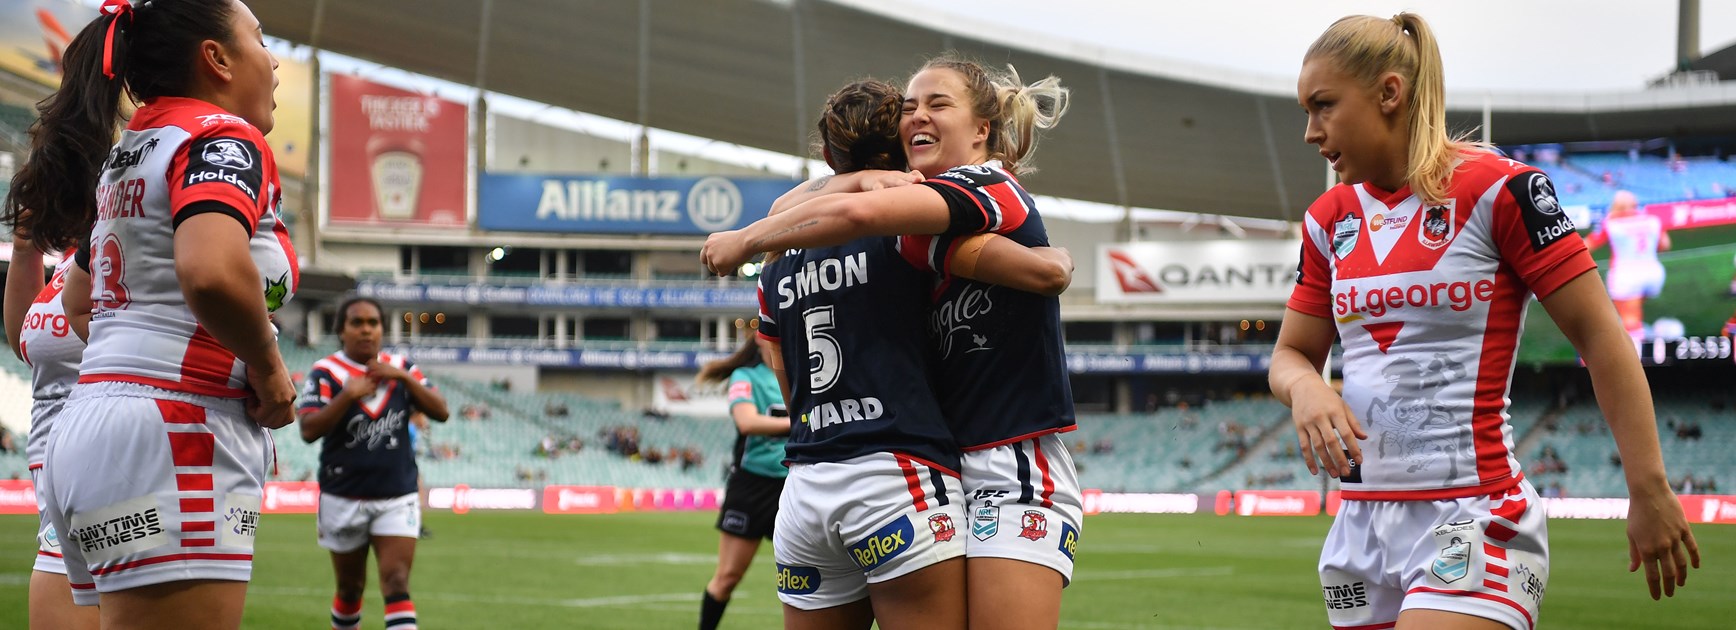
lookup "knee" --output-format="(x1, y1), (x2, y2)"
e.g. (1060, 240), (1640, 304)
(710, 568), (746, 597)
(334, 582), (366, 602)
(380, 568), (412, 595)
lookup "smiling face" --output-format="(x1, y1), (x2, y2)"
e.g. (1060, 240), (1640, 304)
(901, 67), (991, 178)
(1298, 57), (1406, 192)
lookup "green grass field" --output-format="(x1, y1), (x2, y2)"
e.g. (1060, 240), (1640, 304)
(0, 512), (1729, 629)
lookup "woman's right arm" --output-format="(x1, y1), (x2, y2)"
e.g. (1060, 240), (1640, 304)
(1268, 309), (1364, 479)
(174, 213), (295, 429)
(704, 185), (954, 275)
(946, 234), (1073, 296)
(3, 240), (44, 359)
(731, 401), (791, 437)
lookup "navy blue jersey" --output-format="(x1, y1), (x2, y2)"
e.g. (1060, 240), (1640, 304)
(297, 351), (432, 498)
(757, 237), (961, 472)
(902, 163), (1076, 449)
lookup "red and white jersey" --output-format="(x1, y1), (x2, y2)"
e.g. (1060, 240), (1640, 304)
(80, 97), (299, 398)
(1289, 152), (1596, 500)
(20, 255), (86, 467)
(1588, 213), (1664, 265)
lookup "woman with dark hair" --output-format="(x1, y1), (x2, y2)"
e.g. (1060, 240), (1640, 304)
(695, 333), (790, 630)
(4, 1), (297, 627)
(5, 234), (96, 630)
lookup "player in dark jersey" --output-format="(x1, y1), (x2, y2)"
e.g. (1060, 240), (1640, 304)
(5, 1), (296, 626)
(746, 79), (1072, 630)
(1271, 12), (1700, 630)
(704, 58), (1079, 629)
(298, 296), (449, 630)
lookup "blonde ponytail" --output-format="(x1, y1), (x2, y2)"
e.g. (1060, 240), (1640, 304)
(1307, 12), (1476, 204)
(916, 55), (1070, 177)
(991, 66), (1070, 175)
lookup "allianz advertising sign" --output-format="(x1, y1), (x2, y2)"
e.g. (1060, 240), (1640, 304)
(1097, 240), (1302, 304)
(478, 173), (793, 235)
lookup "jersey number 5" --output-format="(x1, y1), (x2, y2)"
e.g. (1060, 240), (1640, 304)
(803, 306), (841, 394)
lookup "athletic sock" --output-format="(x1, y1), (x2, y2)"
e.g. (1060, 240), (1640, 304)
(385, 592), (418, 629)
(331, 595), (362, 630)
(699, 588), (729, 630)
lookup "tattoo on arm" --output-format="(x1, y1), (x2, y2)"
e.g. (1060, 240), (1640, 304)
(804, 175), (834, 192)
(750, 220), (821, 250)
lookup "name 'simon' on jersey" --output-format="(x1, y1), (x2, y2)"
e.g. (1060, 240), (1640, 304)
(1334, 279), (1496, 319)
(776, 252), (869, 308)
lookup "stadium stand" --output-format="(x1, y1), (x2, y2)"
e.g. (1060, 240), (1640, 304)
(1537, 152), (1736, 209)
(1525, 394), (1732, 498)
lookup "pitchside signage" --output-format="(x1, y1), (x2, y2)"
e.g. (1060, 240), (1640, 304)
(355, 280), (755, 309)
(1097, 240), (1303, 304)
(388, 343), (1268, 373)
(477, 173), (793, 235)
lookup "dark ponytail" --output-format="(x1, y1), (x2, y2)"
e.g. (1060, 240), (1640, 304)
(5, 0), (237, 253)
(697, 337), (764, 385)
(815, 79), (906, 174)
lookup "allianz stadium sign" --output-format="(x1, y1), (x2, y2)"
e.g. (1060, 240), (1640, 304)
(1096, 240), (1301, 305)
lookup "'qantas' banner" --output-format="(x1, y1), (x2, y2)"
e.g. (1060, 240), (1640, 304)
(1097, 240), (1302, 305)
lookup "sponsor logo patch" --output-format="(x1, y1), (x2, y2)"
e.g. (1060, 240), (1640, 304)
(1332, 213), (1361, 259)
(183, 137), (264, 202)
(1323, 581), (1369, 610)
(1510, 171), (1575, 252)
(849, 516), (913, 572)
(220, 493), (262, 550)
(775, 563), (821, 595)
(1431, 536), (1472, 583)
(719, 509), (749, 535)
(67, 496), (169, 563)
(1418, 201), (1456, 250)
(1017, 510), (1049, 541)
(972, 505), (1000, 541)
(928, 513), (956, 543)
(1057, 522), (1078, 561)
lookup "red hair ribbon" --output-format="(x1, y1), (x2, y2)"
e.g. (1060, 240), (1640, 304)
(99, 0), (135, 80)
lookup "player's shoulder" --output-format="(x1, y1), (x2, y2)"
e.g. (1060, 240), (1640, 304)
(1455, 150), (1544, 192)
(140, 98), (266, 142)
(1303, 183), (1359, 223)
(932, 162), (1016, 190)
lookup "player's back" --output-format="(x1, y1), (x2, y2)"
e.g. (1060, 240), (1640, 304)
(80, 97), (298, 399)
(1601, 213), (1664, 265)
(758, 237), (960, 472)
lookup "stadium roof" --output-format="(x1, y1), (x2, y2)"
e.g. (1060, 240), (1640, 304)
(255, 0), (1736, 223)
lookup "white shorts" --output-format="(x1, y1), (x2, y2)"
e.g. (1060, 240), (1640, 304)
(1606, 260), (1664, 301)
(960, 433), (1083, 583)
(317, 492), (421, 553)
(1320, 479), (1547, 630)
(30, 468), (66, 576)
(40, 382), (269, 606)
(773, 452), (966, 611)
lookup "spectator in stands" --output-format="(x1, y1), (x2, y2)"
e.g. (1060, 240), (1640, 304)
(1273, 13), (1700, 629)
(0, 426), (15, 454)
(545, 400), (569, 418)
(695, 338), (790, 630)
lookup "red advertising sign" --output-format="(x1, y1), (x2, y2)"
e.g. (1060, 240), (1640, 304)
(429, 485), (538, 514)
(263, 481), (320, 514)
(1680, 495), (1736, 525)
(543, 485), (619, 514)
(1643, 198), (1736, 231)
(327, 75), (468, 227)
(1232, 490), (1321, 516)
(0, 479), (37, 515)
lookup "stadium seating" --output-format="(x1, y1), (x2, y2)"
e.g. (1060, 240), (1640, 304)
(1070, 398), (1290, 493)
(1538, 153), (1736, 209)
(1525, 394), (1733, 497)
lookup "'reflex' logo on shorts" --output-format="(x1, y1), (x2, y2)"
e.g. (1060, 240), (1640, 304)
(1333, 279), (1496, 322)
(775, 564), (821, 595)
(849, 515), (914, 571)
(1057, 522), (1078, 561)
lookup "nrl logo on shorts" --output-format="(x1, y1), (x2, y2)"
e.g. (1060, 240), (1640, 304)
(972, 505), (999, 541)
(928, 513), (956, 543)
(1017, 510), (1049, 541)
(1332, 213), (1361, 259)
(1431, 536), (1471, 583)
(1418, 200), (1456, 250)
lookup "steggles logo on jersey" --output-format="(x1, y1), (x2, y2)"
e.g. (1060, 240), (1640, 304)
(932, 284), (995, 359)
(1333, 212), (1361, 258)
(1418, 201), (1455, 250)
(344, 407), (407, 451)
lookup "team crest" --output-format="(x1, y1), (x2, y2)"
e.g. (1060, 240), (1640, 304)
(1017, 511), (1049, 541)
(1431, 536), (1471, 583)
(928, 514), (957, 543)
(971, 505), (1000, 541)
(1332, 213), (1361, 259)
(1418, 201), (1456, 250)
